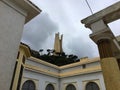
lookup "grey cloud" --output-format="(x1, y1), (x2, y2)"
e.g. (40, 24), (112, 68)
(66, 37), (99, 58)
(21, 12), (59, 51)
(21, 0), (120, 58)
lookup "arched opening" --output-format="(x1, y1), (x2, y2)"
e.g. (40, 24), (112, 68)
(45, 83), (54, 90)
(86, 82), (99, 90)
(22, 80), (36, 90)
(66, 84), (76, 90)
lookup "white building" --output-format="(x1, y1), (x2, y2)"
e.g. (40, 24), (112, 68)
(19, 34), (120, 90)
(18, 39), (106, 90)
(1, 0), (119, 90)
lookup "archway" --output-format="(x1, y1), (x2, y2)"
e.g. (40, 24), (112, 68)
(86, 82), (99, 90)
(66, 84), (76, 90)
(22, 80), (36, 90)
(46, 84), (54, 90)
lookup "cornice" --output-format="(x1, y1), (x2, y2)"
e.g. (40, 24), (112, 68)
(24, 64), (59, 78)
(60, 66), (101, 78)
(20, 43), (100, 69)
(24, 64), (102, 78)
(29, 56), (60, 69)
(29, 56), (100, 70)
(20, 44), (31, 57)
(2, 0), (41, 23)
(59, 57), (100, 69)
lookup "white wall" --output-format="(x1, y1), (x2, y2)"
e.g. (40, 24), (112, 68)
(60, 61), (100, 73)
(26, 59), (59, 73)
(60, 72), (106, 90)
(23, 58), (106, 90)
(86, 61), (100, 68)
(0, 1), (26, 90)
(23, 70), (106, 90)
(22, 70), (59, 90)
(60, 65), (82, 73)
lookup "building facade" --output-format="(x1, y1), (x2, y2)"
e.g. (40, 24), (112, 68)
(1, 0), (120, 90)
(18, 43), (106, 90)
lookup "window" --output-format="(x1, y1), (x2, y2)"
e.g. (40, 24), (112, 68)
(46, 84), (54, 90)
(22, 80), (36, 90)
(82, 64), (86, 69)
(86, 82), (99, 90)
(22, 56), (25, 64)
(66, 84), (76, 90)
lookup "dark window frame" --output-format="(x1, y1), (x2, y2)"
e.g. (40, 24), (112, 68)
(86, 82), (100, 90)
(22, 80), (36, 90)
(45, 83), (55, 90)
(22, 55), (25, 64)
(82, 64), (86, 69)
(66, 84), (76, 90)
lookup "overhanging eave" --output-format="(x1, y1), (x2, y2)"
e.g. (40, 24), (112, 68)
(10, 0), (42, 23)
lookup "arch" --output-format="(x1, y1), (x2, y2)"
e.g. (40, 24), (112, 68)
(22, 80), (36, 90)
(86, 82), (99, 90)
(45, 83), (54, 90)
(66, 84), (76, 90)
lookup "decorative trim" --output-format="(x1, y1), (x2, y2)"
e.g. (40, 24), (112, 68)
(29, 56), (59, 69)
(1, 0), (27, 16)
(29, 56), (100, 70)
(24, 64), (59, 78)
(20, 44), (31, 57)
(60, 57), (100, 69)
(24, 64), (102, 78)
(60, 66), (101, 78)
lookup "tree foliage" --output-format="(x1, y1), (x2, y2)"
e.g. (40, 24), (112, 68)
(31, 49), (80, 66)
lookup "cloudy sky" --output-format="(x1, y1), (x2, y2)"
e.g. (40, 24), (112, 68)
(21, 0), (120, 58)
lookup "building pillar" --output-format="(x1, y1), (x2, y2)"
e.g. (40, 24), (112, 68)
(96, 38), (120, 90)
(89, 19), (120, 90)
(97, 39), (114, 58)
(81, 2), (120, 89)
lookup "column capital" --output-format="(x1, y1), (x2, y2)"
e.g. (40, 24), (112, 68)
(90, 29), (114, 44)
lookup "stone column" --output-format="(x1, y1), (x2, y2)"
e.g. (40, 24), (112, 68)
(81, 2), (120, 89)
(96, 38), (120, 90)
(97, 39), (114, 58)
(88, 20), (120, 90)
(98, 39), (120, 90)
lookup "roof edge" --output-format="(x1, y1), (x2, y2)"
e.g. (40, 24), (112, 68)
(9, 0), (42, 23)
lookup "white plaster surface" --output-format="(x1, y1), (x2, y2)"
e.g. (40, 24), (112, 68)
(23, 70), (59, 90)
(91, 20), (108, 33)
(60, 72), (106, 90)
(26, 59), (59, 73)
(0, 1), (25, 89)
(23, 58), (106, 90)
(23, 70), (106, 90)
